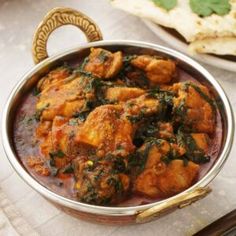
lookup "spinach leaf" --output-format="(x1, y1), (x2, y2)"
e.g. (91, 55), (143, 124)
(151, 0), (177, 11)
(73, 111), (90, 122)
(68, 119), (78, 126)
(127, 110), (145, 123)
(186, 82), (216, 111)
(176, 130), (210, 164)
(190, 0), (231, 17)
(98, 50), (109, 63)
(79, 57), (89, 70)
(49, 150), (65, 158)
(32, 87), (40, 96)
(62, 164), (74, 174)
(147, 89), (174, 106)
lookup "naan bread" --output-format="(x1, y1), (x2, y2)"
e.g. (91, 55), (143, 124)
(111, 0), (236, 55)
(189, 37), (236, 56)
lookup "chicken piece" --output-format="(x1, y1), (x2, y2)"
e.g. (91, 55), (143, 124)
(135, 169), (161, 197)
(155, 160), (199, 197)
(171, 143), (186, 157)
(105, 87), (145, 102)
(73, 156), (130, 205)
(51, 116), (80, 158)
(176, 131), (210, 164)
(134, 140), (170, 197)
(134, 140), (199, 198)
(131, 55), (176, 84)
(75, 105), (135, 157)
(36, 121), (52, 138)
(133, 121), (174, 144)
(124, 94), (161, 119)
(84, 48), (123, 79)
(191, 133), (209, 153)
(37, 67), (71, 92)
(139, 140), (171, 168)
(156, 122), (174, 139)
(36, 75), (93, 121)
(173, 82), (215, 133)
(37, 116), (81, 169)
(135, 159), (199, 198)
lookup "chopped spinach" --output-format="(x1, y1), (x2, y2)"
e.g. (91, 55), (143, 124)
(107, 177), (123, 193)
(147, 89), (174, 106)
(123, 55), (137, 64)
(176, 130), (210, 164)
(32, 87), (40, 96)
(161, 156), (172, 165)
(113, 158), (126, 173)
(98, 50), (109, 63)
(68, 119), (78, 126)
(46, 159), (58, 176)
(127, 110), (145, 123)
(62, 164), (74, 174)
(183, 158), (189, 167)
(73, 111), (90, 122)
(79, 57), (89, 70)
(186, 82), (216, 111)
(128, 138), (164, 175)
(49, 150), (65, 158)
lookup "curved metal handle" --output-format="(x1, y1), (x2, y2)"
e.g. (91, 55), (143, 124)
(136, 187), (212, 223)
(32, 7), (103, 64)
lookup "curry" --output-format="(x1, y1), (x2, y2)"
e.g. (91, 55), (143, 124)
(14, 48), (222, 206)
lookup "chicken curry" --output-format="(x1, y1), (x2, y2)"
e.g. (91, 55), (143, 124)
(14, 48), (222, 206)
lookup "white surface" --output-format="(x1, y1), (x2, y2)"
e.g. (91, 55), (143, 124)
(143, 19), (236, 72)
(0, 0), (236, 235)
(0, 188), (39, 235)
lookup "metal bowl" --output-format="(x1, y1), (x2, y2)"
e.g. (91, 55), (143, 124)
(1, 7), (234, 224)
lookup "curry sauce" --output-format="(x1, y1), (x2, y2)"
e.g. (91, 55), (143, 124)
(13, 48), (222, 206)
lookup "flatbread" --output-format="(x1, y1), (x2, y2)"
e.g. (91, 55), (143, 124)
(189, 37), (236, 56)
(111, 0), (236, 55)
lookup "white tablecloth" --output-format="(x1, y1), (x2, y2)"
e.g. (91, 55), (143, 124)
(0, 0), (236, 235)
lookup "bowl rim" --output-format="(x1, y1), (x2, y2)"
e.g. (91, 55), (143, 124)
(2, 40), (234, 216)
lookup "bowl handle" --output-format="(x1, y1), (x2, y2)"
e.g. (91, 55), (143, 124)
(136, 187), (211, 223)
(32, 7), (103, 64)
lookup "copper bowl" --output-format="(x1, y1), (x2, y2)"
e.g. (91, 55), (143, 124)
(2, 7), (234, 224)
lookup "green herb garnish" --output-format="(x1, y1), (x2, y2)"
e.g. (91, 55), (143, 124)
(32, 87), (40, 96)
(73, 111), (89, 122)
(98, 50), (108, 63)
(79, 57), (89, 70)
(186, 82), (215, 111)
(62, 164), (74, 174)
(148, 89), (174, 106)
(127, 112), (145, 123)
(190, 0), (231, 17)
(49, 150), (65, 158)
(151, 0), (177, 11)
(107, 177), (123, 193)
(68, 119), (78, 126)
(176, 130), (210, 164)
(161, 156), (172, 165)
